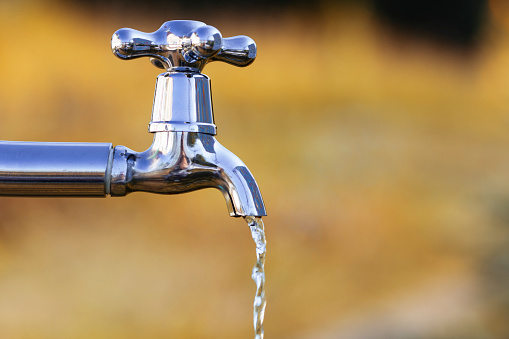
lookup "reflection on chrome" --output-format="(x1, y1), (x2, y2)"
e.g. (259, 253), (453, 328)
(110, 131), (265, 217)
(0, 20), (265, 217)
(111, 20), (256, 72)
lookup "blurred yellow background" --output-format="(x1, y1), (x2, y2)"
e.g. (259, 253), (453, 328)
(1, 0), (509, 338)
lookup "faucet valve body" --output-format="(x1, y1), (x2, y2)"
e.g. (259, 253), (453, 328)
(149, 72), (216, 135)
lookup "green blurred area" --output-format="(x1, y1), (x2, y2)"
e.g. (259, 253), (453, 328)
(1, 0), (509, 338)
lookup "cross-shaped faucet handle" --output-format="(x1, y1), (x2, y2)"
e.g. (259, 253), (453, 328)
(111, 20), (256, 72)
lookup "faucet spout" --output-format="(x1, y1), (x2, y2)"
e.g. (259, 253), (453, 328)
(110, 132), (266, 217)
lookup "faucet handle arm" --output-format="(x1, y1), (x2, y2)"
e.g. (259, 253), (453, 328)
(111, 20), (256, 72)
(210, 35), (256, 67)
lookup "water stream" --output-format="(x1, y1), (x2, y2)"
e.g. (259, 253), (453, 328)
(244, 216), (266, 339)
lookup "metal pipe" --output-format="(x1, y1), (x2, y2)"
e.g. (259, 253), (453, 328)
(0, 141), (112, 196)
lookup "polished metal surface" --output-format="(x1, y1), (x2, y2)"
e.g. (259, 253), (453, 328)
(148, 72), (216, 134)
(0, 20), (265, 217)
(110, 132), (266, 217)
(0, 141), (112, 196)
(110, 22), (264, 217)
(111, 20), (256, 72)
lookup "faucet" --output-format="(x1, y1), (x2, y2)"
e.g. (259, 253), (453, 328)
(0, 20), (266, 217)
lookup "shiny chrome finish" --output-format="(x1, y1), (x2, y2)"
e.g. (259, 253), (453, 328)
(0, 20), (266, 217)
(110, 132), (265, 217)
(111, 20), (256, 72)
(109, 20), (265, 216)
(149, 72), (216, 135)
(0, 141), (112, 196)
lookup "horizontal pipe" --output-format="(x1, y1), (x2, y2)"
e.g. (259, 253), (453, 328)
(0, 141), (112, 196)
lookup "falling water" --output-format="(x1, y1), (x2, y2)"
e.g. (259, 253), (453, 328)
(244, 216), (266, 339)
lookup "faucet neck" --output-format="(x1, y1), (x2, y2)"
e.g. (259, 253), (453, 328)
(148, 72), (216, 135)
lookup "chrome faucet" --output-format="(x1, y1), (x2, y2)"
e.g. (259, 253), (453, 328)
(0, 20), (266, 217)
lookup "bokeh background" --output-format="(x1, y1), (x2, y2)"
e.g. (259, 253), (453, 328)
(1, 0), (509, 338)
